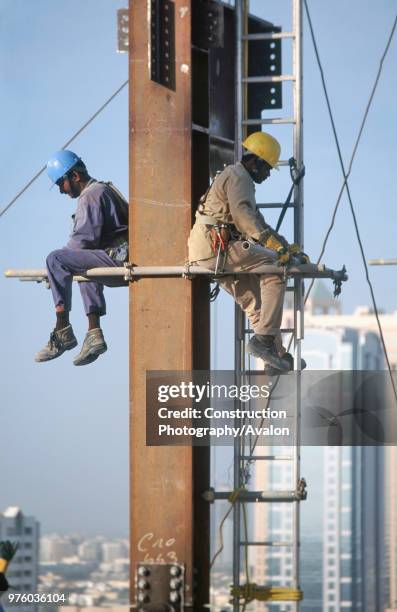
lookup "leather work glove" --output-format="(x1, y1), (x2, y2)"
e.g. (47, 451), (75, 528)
(260, 229), (291, 266)
(288, 243), (311, 264)
(276, 249), (290, 265)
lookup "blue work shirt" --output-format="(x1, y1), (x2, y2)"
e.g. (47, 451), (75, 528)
(67, 179), (128, 250)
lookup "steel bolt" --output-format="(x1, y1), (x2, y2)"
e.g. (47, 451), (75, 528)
(169, 565), (182, 577)
(137, 592), (149, 603)
(137, 578), (149, 590)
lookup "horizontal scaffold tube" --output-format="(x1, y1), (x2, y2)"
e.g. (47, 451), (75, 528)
(4, 263), (348, 282)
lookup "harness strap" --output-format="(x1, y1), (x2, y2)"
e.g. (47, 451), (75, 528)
(195, 213), (222, 225)
(275, 157), (305, 232)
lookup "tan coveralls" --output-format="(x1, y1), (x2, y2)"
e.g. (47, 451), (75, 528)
(188, 162), (286, 349)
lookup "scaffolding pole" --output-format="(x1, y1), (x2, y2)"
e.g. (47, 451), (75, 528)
(4, 264), (348, 281)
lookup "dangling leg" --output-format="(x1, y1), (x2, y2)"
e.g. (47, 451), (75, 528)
(73, 281), (108, 366)
(36, 248), (115, 363)
(35, 249), (78, 362)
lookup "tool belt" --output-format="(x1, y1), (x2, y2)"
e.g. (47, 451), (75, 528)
(209, 224), (232, 255)
(195, 213), (238, 273)
(105, 234), (129, 262)
(195, 213), (238, 249)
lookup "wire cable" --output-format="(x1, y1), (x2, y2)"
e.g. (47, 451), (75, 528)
(0, 80), (128, 219)
(304, 1), (397, 402)
(305, 7), (397, 284)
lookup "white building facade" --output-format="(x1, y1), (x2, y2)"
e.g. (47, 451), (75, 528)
(252, 282), (389, 611)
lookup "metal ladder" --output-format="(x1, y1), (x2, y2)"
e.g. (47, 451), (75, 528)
(233, 0), (305, 609)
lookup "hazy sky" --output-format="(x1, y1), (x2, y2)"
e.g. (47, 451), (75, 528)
(0, 1), (396, 537)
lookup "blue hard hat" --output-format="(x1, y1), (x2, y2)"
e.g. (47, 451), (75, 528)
(47, 150), (81, 184)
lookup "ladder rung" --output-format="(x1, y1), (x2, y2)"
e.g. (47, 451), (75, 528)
(240, 541), (293, 547)
(242, 32), (295, 41)
(244, 327), (294, 334)
(243, 75), (295, 83)
(207, 490), (304, 502)
(241, 455), (293, 461)
(243, 118), (296, 125)
(192, 123), (235, 146)
(257, 202), (295, 209)
(192, 44), (209, 54)
(192, 122), (209, 134)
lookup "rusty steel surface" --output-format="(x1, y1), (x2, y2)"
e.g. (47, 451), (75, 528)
(129, 0), (209, 608)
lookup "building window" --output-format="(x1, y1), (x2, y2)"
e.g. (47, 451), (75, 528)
(24, 542), (32, 549)
(341, 584), (351, 600)
(341, 558), (351, 576)
(341, 513), (351, 530)
(24, 570), (31, 576)
(267, 557), (282, 575)
(6, 528), (16, 536)
(24, 556), (32, 562)
(270, 512), (283, 530)
(24, 527), (32, 535)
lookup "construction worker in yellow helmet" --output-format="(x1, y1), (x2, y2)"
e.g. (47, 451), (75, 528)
(188, 131), (308, 373)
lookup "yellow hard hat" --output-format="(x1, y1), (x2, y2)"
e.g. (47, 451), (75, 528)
(242, 132), (281, 169)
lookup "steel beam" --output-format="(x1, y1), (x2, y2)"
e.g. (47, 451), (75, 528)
(129, 1), (209, 608)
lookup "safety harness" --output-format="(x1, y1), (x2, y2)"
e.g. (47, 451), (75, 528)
(196, 159), (305, 298)
(275, 157), (305, 232)
(196, 170), (237, 276)
(103, 182), (129, 262)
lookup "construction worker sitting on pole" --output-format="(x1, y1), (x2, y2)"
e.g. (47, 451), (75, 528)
(35, 150), (128, 366)
(188, 131), (309, 373)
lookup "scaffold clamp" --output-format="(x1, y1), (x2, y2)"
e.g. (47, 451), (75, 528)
(182, 262), (194, 280)
(332, 264), (346, 297)
(296, 477), (307, 500)
(123, 262), (139, 282)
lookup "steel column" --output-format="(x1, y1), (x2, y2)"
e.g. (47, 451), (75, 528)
(129, 1), (209, 608)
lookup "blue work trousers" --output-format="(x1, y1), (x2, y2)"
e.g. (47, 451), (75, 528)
(46, 248), (121, 316)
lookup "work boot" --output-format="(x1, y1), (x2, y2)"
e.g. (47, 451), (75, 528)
(264, 352), (307, 376)
(73, 328), (107, 366)
(35, 325), (78, 362)
(246, 334), (290, 372)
